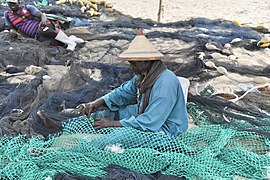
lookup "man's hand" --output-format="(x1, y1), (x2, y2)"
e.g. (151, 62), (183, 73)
(77, 98), (105, 118)
(40, 13), (48, 25)
(93, 117), (122, 130)
(9, 29), (18, 37)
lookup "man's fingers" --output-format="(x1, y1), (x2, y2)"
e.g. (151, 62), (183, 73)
(76, 103), (85, 109)
(10, 30), (18, 37)
(93, 125), (101, 130)
(93, 123), (101, 130)
(86, 112), (92, 120)
(76, 103), (87, 115)
(93, 118), (101, 126)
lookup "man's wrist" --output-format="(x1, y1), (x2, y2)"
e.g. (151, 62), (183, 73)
(96, 98), (105, 106)
(110, 121), (122, 128)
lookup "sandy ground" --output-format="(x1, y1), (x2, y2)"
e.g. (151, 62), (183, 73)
(109, 0), (270, 28)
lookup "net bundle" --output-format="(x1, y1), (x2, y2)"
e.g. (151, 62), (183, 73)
(1, 115), (270, 179)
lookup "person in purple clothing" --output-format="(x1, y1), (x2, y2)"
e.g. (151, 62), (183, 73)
(4, 0), (84, 51)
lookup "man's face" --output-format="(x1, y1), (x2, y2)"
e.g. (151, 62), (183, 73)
(128, 61), (153, 75)
(7, 2), (20, 12)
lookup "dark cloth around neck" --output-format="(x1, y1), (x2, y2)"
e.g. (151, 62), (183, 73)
(136, 60), (167, 114)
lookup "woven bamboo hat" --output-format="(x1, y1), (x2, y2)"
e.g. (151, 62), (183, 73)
(118, 35), (166, 61)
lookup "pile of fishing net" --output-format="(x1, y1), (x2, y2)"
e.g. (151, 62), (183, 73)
(1, 113), (270, 179)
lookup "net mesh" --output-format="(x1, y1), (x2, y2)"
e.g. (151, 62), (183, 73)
(1, 114), (270, 179)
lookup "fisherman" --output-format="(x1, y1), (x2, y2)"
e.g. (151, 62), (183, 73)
(4, 0), (84, 51)
(78, 30), (188, 136)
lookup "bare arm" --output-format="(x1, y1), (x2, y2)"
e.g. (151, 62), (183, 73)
(93, 117), (123, 130)
(34, 11), (47, 24)
(26, 5), (47, 24)
(4, 11), (16, 31)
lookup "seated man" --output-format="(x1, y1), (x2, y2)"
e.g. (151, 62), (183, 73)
(4, 0), (83, 51)
(78, 30), (188, 136)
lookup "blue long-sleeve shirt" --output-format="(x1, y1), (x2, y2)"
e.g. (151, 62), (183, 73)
(102, 69), (188, 136)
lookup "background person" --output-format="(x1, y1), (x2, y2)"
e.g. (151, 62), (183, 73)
(4, 0), (84, 51)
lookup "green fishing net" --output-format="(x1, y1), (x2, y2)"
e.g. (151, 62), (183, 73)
(1, 112), (270, 180)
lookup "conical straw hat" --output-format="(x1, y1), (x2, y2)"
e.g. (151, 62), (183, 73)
(118, 35), (166, 61)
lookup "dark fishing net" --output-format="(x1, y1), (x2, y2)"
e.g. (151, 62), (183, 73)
(211, 59), (270, 77)
(188, 88), (270, 138)
(29, 61), (133, 138)
(0, 76), (46, 136)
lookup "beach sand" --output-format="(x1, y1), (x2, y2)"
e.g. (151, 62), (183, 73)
(109, 0), (270, 28)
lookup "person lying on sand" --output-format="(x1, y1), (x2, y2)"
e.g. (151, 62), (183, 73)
(4, 0), (84, 51)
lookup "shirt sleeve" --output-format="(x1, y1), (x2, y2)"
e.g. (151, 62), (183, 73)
(119, 76), (178, 132)
(102, 76), (138, 111)
(4, 11), (13, 27)
(26, 5), (41, 17)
